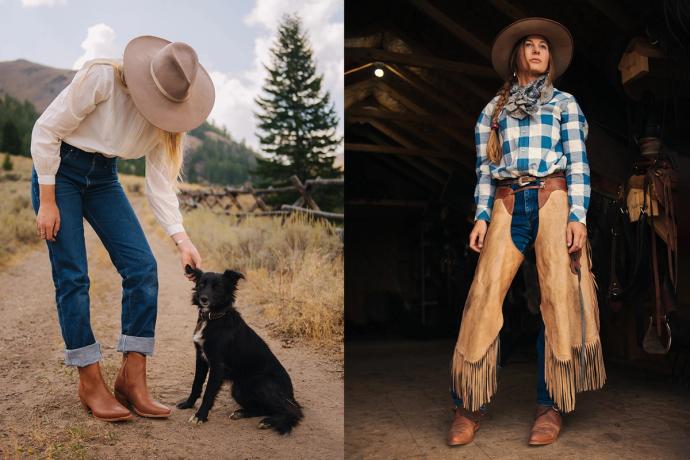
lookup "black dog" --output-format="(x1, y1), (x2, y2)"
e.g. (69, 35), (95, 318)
(177, 264), (303, 434)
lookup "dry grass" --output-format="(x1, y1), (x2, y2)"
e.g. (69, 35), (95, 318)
(183, 210), (344, 348)
(0, 154), (41, 267)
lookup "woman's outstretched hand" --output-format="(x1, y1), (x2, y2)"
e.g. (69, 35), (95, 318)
(177, 239), (202, 281)
(469, 220), (488, 253)
(566, 221), (587, 254)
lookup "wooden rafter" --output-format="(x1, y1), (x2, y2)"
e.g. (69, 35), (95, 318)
(346, 47), (496, 78)
(363, 119), (450, 183)
(346, 106), (468, 127)
(345, 143), (457, 161)
(345, 79), (377, 109)
(377, 80), (475, 155)
(385, 63), (476, 125)
(585, 0), (637, 31)
(407, 0), (491, 59)
(487, 0), (525, 20)
(385, 25), (496, 102)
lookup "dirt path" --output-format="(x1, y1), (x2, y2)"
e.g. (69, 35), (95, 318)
(0, 193), (343, 459)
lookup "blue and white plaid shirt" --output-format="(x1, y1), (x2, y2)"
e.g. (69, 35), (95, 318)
(473, 88), (590, 224)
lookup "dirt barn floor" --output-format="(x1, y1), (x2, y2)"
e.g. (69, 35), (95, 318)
(0, 191), (343, 459)
(345, 340), (690, 460)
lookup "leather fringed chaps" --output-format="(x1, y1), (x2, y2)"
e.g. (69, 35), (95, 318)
(451, 190), (606, 413)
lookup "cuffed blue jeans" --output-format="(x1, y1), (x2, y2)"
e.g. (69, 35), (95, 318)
(31, 142), (158, 367)
(452, 183), (555, 409)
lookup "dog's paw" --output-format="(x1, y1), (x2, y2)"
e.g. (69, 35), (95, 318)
(188, 414), (207, 425)
(229, 409), (246, 420)
(176, 399), (195, 410)
(258, 418), (273, 429)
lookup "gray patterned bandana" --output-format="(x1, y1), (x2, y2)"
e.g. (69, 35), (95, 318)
(504, 73), (553, 119)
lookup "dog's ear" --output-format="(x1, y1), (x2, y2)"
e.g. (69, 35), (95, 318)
(222, 269), (245, 289)
(185, 264), (203, 283)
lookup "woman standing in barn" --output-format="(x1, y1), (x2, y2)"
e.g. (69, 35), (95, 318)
(446, 18), (606, 447)
(30, 35), (212, 422)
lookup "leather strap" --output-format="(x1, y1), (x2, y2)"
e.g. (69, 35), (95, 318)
(496, 170), (565, 186)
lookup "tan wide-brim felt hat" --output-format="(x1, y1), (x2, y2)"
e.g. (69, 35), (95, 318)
(491, 17), (573, 81)
(124, 35), (215, 133)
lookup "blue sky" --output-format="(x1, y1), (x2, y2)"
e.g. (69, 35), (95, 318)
(1, 0), (344, 155)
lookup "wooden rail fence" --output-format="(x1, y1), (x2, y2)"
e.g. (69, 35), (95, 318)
(178, 175), (344, 222)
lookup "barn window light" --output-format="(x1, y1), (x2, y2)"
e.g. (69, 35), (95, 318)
(373, 61), (385, 77)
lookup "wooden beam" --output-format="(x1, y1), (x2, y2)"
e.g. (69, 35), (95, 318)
(345, 78), (376, 109)
(586, 0), (637, 31)
(408, 0), (491, 59)
(350, 122), (453, 184)
(389, 119), (473, 176)
(488, 0), (524, 20)
(346, 199), (429, 208)
(375, 155), (441, 194)
(346, 106), (469, 127)
(365, 120), (449, 183)
(377, 81), (475, 155)
(346, 47), (496, 78)
(346, 142), (458, 160)
(385, 63), (478, 124)
(385, 25), (497, 104)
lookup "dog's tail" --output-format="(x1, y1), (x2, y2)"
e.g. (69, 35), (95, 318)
(266, 397), (303, 435)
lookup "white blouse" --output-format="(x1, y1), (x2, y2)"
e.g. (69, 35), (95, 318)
(30, 58), (185, 236)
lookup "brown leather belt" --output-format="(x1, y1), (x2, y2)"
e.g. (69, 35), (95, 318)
(496, 170), (566, 188)
(494, 171), (567, 214)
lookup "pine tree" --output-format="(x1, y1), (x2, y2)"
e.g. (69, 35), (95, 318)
(1, 120), (22, 155)
(253, 13), (342, 187)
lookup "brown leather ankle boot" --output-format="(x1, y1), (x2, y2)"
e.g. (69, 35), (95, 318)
(77, 362), (132, 422)
(528, 405), (562, 446)
(447, 407), (481, 446)
(114, 351), (171, 418)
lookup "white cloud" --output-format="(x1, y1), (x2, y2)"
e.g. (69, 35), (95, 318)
(73, 23), (121, 70)
(209, 0), (343, 157)
(21, 0), (66, 7)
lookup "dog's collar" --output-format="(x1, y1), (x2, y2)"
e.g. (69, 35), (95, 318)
(198, 308), (230, 321)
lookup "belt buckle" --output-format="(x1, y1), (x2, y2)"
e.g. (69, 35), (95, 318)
(517, 176), (533, 187)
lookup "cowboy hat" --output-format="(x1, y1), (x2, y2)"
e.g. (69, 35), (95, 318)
(123, 35), (215, 133)
(491, 17), (573, 81)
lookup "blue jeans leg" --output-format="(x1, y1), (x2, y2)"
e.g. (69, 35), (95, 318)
(82, 174), (158, 356)
(31, 164), (101, 367)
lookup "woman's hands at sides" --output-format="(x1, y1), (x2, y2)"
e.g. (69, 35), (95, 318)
(566, 221), (587, 254)
(469, 219), (488, 253)
(36, 185), (60, 242)
(171, 233), (202, 281)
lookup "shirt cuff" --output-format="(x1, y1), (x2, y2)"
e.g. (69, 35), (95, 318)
(165, 223), (185, 236)
(37, 174), (56, 185)
(474, 207), (492, 223)
(568, 207), (587, 226)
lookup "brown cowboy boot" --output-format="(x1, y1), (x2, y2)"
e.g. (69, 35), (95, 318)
(528, 405), (562, 446)
(77, 362), (132, 422)
(447, 407), (481, 446)
(113, 351), (172, 418)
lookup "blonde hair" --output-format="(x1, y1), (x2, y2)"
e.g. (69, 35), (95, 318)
(486, 37), (555, 164)
(109, 61), (186, 190)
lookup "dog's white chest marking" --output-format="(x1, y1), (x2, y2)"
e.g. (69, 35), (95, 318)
(193, 320), (208, 361)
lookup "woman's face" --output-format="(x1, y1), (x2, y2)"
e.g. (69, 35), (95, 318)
(516, 35), (550, 77)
